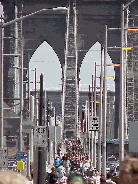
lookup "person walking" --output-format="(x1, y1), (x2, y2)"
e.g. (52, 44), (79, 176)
(47, 167), (59, 184)
(55, 156), (61, 169)
(106, 173), (116, 184)
(65, 159), (70, 175)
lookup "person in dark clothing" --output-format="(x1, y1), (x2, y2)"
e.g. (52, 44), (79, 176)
(55, 157), (61, 169)
(106, 173), (116, 184)
(47, 167), (59, 184)
(62, 154), (66, 163)
(100, 174), (107, 184)
(57, 148), (61, 156)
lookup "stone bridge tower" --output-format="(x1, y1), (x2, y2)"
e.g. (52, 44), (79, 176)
(1, 0), (138, 139)
(62, 0), (79, 138)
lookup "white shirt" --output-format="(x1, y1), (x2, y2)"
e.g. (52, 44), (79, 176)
(106, 179), (116, 184)
(80, 161), (83, 168)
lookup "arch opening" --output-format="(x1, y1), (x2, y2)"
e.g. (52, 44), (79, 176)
(29, 41), (62, 91)
(0, 3), (4, 17)
(79, 41), (115, 92)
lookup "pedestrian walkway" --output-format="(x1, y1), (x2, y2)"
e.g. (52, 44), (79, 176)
(47, 144), (66, 171)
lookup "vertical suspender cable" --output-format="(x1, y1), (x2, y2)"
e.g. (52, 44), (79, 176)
(102, 25), (107, 179)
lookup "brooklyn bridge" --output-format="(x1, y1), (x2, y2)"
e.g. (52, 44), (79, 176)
(0, 0), (138, 182)
(1, 0), (138, 139)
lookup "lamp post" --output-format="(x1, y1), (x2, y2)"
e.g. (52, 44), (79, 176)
(102, 25), (107, 179)
(2, 7), (68, 28)
(0, 6), (67, 151)
(119, 0), (135, 163)
(93, 62), (96, 168)
(20, 32), (24, 151)
(30, 68), (37, 125)
(54, 107), (56, 162)
(0, 21), (4, 148)
(85, 100), (88, 134)
(119, 3), (125, 163)
(91, 75), (94, 163)
(88, 93), (90, 160)
(85, 100), (88, 154)
(98, 45), (103, 175)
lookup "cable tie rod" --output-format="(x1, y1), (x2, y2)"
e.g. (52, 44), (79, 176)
(3, 37), (18, 39)
(107, 47), (121, 49)
(3, 54), (21, 56)
(125, 27), (138, 29)
(108, 28), (121, 30)
(13, 66), (28, 69)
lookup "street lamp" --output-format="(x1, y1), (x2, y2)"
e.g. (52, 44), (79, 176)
(119, 0), (135, 163)
(94, 42), (106, 176)
(102, 25), (107, 179)
(0, 7), (68, 149)
(2, 7), (68, 28)
(30, 68), (37, 126)
(98, 45), (103, 175)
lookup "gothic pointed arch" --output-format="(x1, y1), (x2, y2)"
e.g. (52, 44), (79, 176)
(29, 41), (62, 91)
(79, 41), (115, 92)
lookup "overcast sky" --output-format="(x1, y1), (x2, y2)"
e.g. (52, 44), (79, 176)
(0, 3), (3, 17)
(29, 41), (115, 92)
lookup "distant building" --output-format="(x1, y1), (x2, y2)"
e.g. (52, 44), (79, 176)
(29, 89), (116, 139)
(106, 91), (115, 140)
(30, 90), (115, 139)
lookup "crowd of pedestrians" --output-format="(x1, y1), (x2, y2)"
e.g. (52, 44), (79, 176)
(46, 138), (117, 184)
(0, 138), (138, 183)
